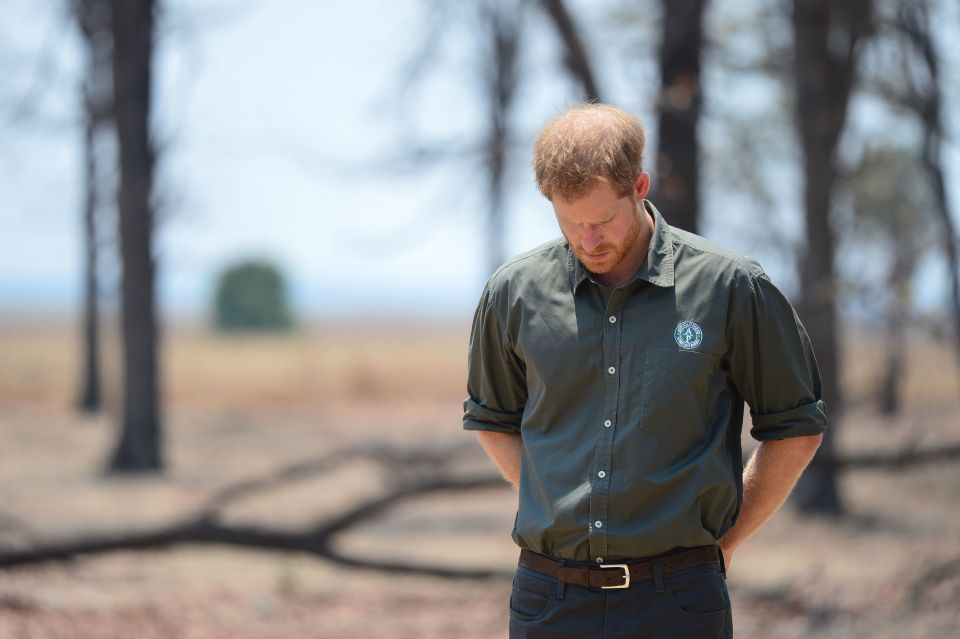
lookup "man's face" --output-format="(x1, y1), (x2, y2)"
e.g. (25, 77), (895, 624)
(553, 175), (650, 281)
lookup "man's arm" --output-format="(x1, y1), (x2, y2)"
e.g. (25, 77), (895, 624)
(721, 266), (828, 571)
(476, 430), (522, 488)
(717, 433), (822, 569)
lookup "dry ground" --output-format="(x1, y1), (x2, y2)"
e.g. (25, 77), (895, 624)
(0, 314), (958, 638)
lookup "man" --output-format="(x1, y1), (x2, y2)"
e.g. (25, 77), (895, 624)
(463, 103), (826, 639)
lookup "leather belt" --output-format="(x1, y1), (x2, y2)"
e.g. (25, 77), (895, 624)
(518, 545), (721, 590)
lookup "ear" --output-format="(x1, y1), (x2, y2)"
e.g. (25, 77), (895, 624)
(634, 172), (651, 200)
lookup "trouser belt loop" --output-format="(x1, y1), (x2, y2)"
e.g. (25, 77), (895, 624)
(556, 559), (567, 599)
(652, 558), (665, 594)
(718, 546), (727, 578)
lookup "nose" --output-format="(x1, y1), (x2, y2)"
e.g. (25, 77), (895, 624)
(581, 225), (603, 253)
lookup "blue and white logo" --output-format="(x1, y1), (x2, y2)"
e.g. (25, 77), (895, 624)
(674, 321), (703, 350)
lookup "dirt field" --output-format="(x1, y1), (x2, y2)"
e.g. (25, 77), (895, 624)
(1, 315), (958, 638)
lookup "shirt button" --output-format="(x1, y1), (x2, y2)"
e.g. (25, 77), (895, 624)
(604, 420), (612, 428)
(607, 366), (616, 375)
(609, 316), (617, 324)
(596, 557), (604, 564)
(598, 470), (606, 478)
(594, 520), (603, 528)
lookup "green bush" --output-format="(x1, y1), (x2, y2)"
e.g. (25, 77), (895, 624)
(213, 259), (294, 332)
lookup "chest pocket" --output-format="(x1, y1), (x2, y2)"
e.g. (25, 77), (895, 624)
(639, 347), (717, 443)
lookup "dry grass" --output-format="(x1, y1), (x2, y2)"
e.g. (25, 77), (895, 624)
(0, 315), (469, 410)
(3, 314), (956, 412)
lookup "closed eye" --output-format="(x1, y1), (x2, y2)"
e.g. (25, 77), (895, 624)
(589, 215), (616, 228)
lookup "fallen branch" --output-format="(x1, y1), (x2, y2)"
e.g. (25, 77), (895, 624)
(741, 439), (960, 470)
(197, 440), (476, 520)
(3, 437), (959, 577)
(0, 467), (506, 580)
(0, 510), (36, 544)
(910, 555), (960, 609)
(822, 441), (960, 470)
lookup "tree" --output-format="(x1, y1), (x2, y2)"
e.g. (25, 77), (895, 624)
(214, 260), (294, 332)
(848, 147), (930, 414)
(391, 0), (602, 278)
(474, 0), (602, 275)
(72, 0), (113, 414)
(653, 0), (705, 234)
(538, 0), (602, 102)
(480, 0), (523, 277)
(107, 0), (162, 472)
(481, 0), (603, 276)
(891, 0), (960, 379)
(790, 0), (873, 514)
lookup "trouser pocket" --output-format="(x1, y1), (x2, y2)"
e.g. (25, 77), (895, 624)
(509, 566), (557, 622)
(662, 563), (730, 635)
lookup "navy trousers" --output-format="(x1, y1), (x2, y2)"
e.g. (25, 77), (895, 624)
(508, 556), (732, 639)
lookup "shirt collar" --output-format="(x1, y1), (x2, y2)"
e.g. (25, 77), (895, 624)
(568, 199), (675, 292)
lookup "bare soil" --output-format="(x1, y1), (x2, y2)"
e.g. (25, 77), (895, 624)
(1, 316), (958, 638)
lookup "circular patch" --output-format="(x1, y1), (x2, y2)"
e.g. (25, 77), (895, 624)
(674, 321), (703, 350)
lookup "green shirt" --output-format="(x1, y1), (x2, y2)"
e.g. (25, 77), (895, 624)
(463, 200), (826, 562)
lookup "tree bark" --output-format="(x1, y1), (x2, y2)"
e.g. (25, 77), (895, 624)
(108, 0), (162, 472)
(538, 0), (601, 101)
(790, 0), (872, 514)
(74, 0), (111, 414)
(653, 0), (704, 234)
(877, 217), (915, 416)
(78, 98), (102, 413)
(482, 1), (521, 277)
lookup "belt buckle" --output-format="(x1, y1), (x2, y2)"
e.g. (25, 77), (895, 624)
(599, 563), (631, 589)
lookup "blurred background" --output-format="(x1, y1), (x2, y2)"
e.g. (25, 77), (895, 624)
(1, 0), (959, 637)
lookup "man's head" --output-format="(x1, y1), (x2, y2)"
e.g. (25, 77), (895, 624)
(533, 102), (646, 202)
(533, 103), (652, 287)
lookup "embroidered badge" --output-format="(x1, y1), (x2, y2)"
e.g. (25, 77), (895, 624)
(674, 321), (703, 350)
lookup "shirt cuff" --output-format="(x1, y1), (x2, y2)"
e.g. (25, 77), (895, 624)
(462, 397), (523, 434)
(749, 398), (826, 441)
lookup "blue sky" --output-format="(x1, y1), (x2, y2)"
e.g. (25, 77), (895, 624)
(1, 0), (957, 320)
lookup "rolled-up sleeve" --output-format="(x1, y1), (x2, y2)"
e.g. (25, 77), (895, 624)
(462, 283), (527, 434)
(726, 269), (827, 441)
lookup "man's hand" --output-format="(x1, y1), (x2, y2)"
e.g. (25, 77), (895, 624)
(716, 433), (822, 573)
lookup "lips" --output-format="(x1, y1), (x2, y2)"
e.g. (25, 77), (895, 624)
(584, 251), (609, 261)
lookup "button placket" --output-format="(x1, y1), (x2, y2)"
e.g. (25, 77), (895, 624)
(589, 289), (624, 562)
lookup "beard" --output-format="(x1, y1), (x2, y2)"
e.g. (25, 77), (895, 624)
(570, 206), (645, 276)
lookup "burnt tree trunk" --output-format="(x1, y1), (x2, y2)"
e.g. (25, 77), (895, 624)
(653, 0), (704, 234)
(896, 1), (960, 381)
(78, 113), (103, 413)
(878, 226), (915, 416)
(108, 0), (162, 472)
(74, 0), (112, 414)
(791, 0), (872, 514)
(482, 1), (521, 277)
(538, 0), (601, 102)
